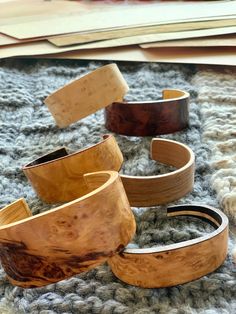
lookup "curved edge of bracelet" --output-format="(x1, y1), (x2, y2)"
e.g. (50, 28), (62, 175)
(22, 134), (123, 203)
(23, 134), (121, 168)
(105, 89), (189, 136)
(0, 171), (136, 288)
(162, 89), (189, 102)
(120, 138), (195, 207)
(108, 204), (228, 288)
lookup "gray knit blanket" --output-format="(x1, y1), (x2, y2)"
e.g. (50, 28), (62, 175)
(0, 59), (235, 314)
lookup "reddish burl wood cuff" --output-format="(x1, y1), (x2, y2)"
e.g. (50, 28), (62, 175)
(105, 89), (189, 136)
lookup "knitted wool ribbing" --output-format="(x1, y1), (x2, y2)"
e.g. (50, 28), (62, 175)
(192, 67), (236, 222)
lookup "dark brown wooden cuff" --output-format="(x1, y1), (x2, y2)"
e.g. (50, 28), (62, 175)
(105, 89), (189, 136)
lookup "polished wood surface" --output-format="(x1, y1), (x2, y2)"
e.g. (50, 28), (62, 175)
(44, 63), (129, 127)
(23, 135), (123, 203)
(108, 204), (228, 288)
(0, 171), (136, 288)
(105, 89), (189, 136)
(121, 138), (195, 207)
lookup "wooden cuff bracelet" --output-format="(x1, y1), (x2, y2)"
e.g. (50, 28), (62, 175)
(0, 171), (136, 288)
(108, 204), (228, 288)
(23, 134), (123, 203)
(44, 63), (129, 127)
(105, 89), (189, 136)
(120, 138), (195, 207)
(23, 137), (194, 207)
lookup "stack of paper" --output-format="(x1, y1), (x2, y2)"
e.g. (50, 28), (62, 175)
(1, 0), (236, 66)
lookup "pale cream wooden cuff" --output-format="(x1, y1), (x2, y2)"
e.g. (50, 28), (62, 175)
(44, 63), (129, 127)
(108, 204), (228, 288)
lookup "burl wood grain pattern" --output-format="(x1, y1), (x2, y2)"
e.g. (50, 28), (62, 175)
(121, 138), (195, 207)
(23, 135), (123, 203)
(108, 204), (228, 288)
(105, 89), (189, 136)
(44, 63), (129, 127)
(0, 171), (136, 288)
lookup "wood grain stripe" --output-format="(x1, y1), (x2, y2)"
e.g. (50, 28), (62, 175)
(121, 138), (195, 206)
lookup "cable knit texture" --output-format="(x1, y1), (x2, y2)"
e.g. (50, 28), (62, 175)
(192, 67), (236, 222)
(0, 59), (235, 314)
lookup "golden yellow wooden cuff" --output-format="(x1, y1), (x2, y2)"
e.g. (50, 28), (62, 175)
(44, 63), (129, 127)
(0, 171), (136, 288)
(120, 138), (195, 207)
(108, 204), (228, 288)
(23, 134), (123, 203)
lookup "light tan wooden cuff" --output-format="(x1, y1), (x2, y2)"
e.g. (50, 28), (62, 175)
(121, 138), (195, 207)
(23, 134), (123, 203)
(44, 63), (129, 127)
(0, 171), (136, 288)
(108, 204), (228, 288)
